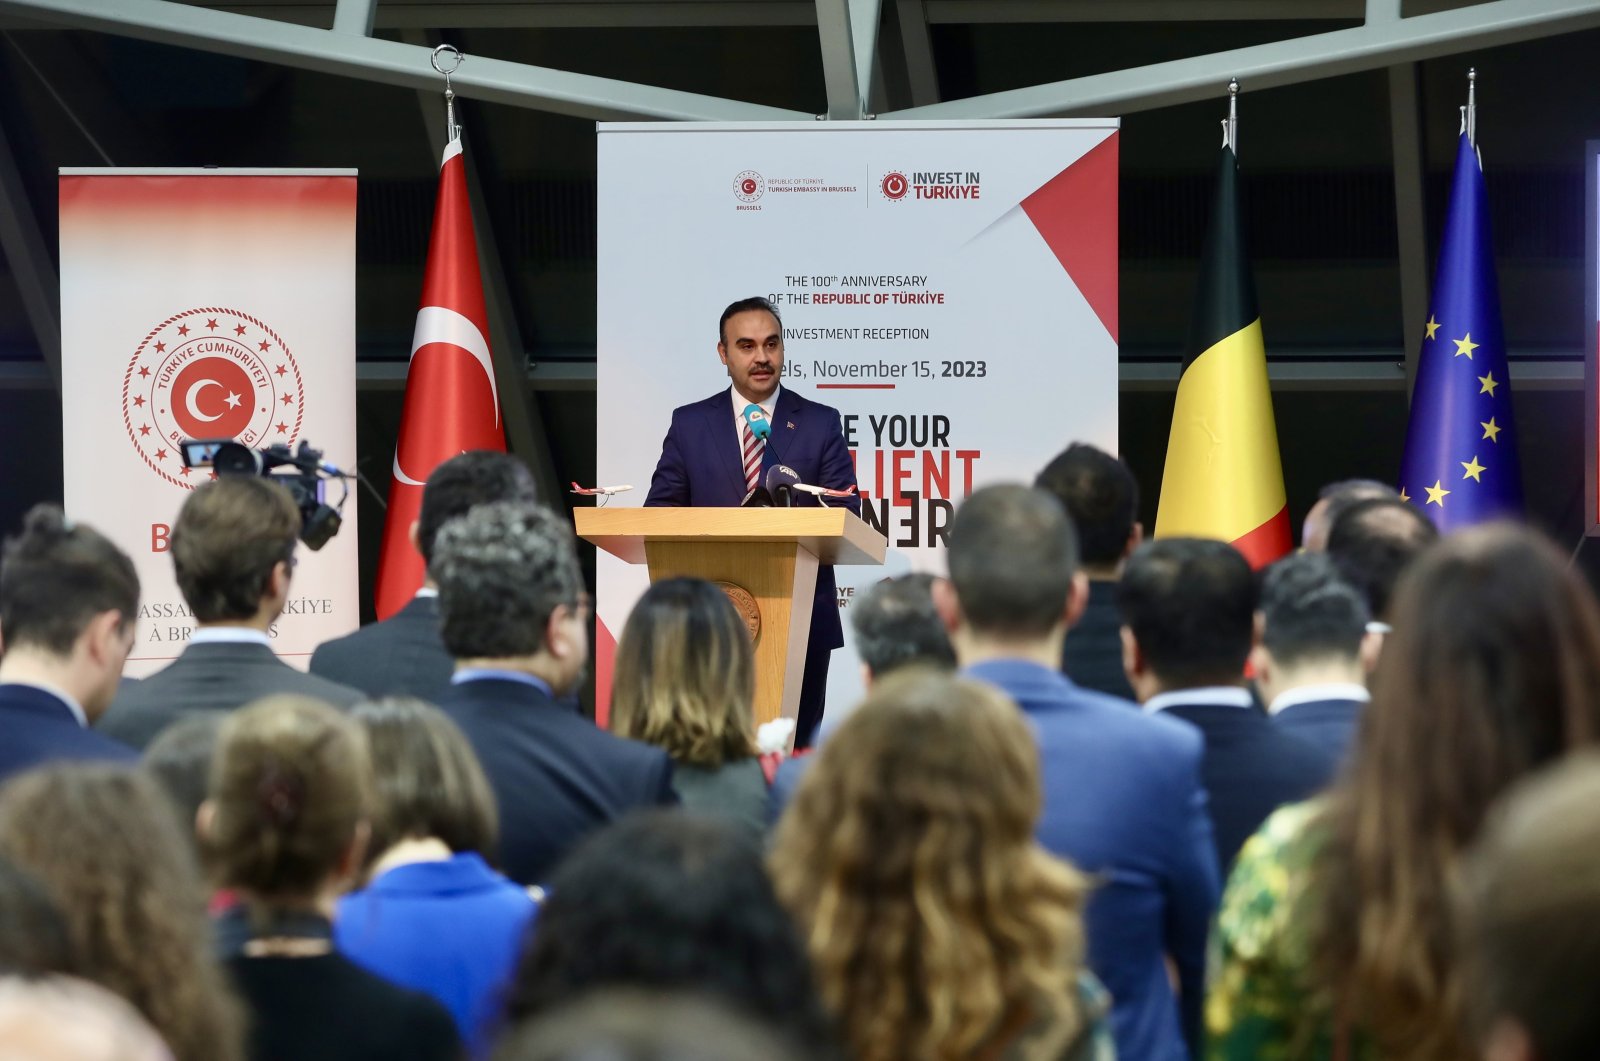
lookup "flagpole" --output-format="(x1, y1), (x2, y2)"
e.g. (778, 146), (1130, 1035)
(1226, 77), (1239, 154)
(431, 43), (463, 143)
(1462, 67), (1476, 147)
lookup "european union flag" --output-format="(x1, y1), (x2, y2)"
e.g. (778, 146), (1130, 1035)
(1398, 130), (1523, 530)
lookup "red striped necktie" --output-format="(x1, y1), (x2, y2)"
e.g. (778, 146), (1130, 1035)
(741, 421), (765, 494)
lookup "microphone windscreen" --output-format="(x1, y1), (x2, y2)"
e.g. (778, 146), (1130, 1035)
(742, 404), (772, 441)
(740, 486), (774, 508)
(765, 464), (800, 506)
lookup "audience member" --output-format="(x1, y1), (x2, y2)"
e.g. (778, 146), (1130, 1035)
(99, 477), (360, 750)
(1457, 752), (1600, 1061)
(142, 713), (225, 842)
(1035, 442), (1142, 701)
(771, 669), (1112, 1061)
(934, 484), (1217, 1061)
(1120, 537), (1332, 872)
(0, 855), (74, 978)
(0, 765), (245, 1061)
(1325, 495), (1439, 625)
(311, 451), (537, 701)
(493, 990), (806, 1061)
(609, 578), (766, 836)
(1252, 552), (1373, 771)
(1300, 478), (1395, 552)
(432, 502), (675, 886)
(768, 572), (955, 819)
(336, 697), (538, 1059)
(0, 505), (138, 781)
(505, 811), (835, 1058)
(203, 695), (460, 1061)
(0, 976), (175, 1061)
(1209, 523), (1600, 1059)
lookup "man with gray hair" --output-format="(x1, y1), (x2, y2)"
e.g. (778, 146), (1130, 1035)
(1251, 552), (1374, 771)
(432, 501), (675, 886)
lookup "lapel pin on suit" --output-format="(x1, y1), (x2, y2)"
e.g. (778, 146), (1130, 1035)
(786, 421), (795, 430)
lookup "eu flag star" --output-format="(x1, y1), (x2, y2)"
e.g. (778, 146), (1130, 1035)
(1425, 480), (1451, 506)
(1481, 417), (1501, 442)
(1453, 333), (1478, 359)
(1424, 315), (1440, 340)
(1478, 371), (1498, 396)
(1461, 456), (1486, 482)
(1398, 487), (1411, 503)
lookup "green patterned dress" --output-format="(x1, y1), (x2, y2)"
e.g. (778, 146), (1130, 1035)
(1205, 799), (1374, 1061)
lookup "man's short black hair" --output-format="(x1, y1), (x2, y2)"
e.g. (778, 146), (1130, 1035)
(1119, 538), (1255, 687)
(1259, 552), (1369, 667)
(717, 297), (782, 346)
(1034, 443), (1139, 569)
(1326, 497), (1439, 621)
(947, 485), (1078, 638)
(850, 574), (956, 678)
(1317, 479), (1396, 539)
(418, 451), (538, 570)
(0, 505), (138, 656)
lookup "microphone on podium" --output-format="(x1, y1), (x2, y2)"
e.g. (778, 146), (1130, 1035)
(741, 485), (774, 508)
(765, 464), (800, 507)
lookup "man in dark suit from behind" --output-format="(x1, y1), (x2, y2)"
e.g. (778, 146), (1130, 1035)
(0, 505), (139, 782)
(98, 477), (361, 750)
(310, 451), (536, 701)
(934, 485), (1218, 1061)
(1253, 553), (1376, 773)
(1326, 496), (1439, 629)
(767, 572), (955, 821)
(1034, 442), (1142, 702)
(1119, 538), (1333, 875)
(1299, 478), (1395, 553)
(431, 501), (676, 886)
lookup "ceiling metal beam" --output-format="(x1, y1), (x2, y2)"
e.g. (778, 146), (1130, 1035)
(814, 0), (858, 119)
(0, 110), (61, 390)
(331, 0), (375, 34)
(924, 0), (1362, 21)
(851, 0), (881, 115)
(1388, 61), (1428, 401)
(882, 0), (1600, 119)
(0, 0), (811, 122)
(893, 0), (937, 107)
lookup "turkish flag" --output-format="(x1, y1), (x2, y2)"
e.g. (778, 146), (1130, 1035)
(374, 137), (506, 619)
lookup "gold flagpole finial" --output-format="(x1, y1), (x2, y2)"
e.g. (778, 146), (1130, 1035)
(431, 44), (464, 143)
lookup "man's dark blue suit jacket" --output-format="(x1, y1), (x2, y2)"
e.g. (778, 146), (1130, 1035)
(964, 660), (1219, 1061)
(1272, 695), (1365, 774)
(436, 676), (677, 887)
(0, 683), (135, 784)
(644, 387), (860, 650)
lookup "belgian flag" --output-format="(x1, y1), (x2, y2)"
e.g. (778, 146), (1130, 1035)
(1153, 140), (1290, 567)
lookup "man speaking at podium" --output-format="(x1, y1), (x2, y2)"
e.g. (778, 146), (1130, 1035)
(645, 296), (861, 747)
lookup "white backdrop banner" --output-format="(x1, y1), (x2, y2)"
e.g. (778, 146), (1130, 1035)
(59, 169), (359, 676)
(595, 121), (1119, 719)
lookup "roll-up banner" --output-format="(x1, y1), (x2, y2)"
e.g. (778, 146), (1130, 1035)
(59, 169), (360, 675)
(596, 121), (1119, 719)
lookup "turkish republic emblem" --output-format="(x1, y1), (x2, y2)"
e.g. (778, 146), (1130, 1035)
(122, 307), (305, 488)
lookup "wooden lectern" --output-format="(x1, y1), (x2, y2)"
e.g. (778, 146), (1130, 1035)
(576, 508), (886, 727)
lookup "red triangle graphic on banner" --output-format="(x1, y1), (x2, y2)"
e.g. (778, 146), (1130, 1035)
(1020, 131), (1119, 343)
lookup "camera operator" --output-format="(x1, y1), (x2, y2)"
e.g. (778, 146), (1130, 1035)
(98, 476), (362, 751)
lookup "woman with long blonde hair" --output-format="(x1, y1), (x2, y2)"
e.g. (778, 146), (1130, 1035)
(769, 669), (1109, 1061)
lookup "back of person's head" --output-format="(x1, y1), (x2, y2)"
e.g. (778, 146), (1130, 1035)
(507, 811), (832, 1055)
(433, 502), (584, 661)
(1257, 552), (1369, 668)
(418, 451), (539, 572)
(350, 696), (498, 864)
(1034, 442), (1140, 571)
(495, 990), (807, 1061)
(770, 669), (1087, 1061)
(1302, 478), (1396, 552)
(1325, 496), (1438, 621)
(610, 579), (755, 769)
(1457, 753), (1600, 1061)
(849, 573), (955, 680)
(0, 505), (138, 656)
(1313, 523), (1600, 1058)
(204, 695), (371, 903)
(0, 765), (244, 1061)
(0, 855), (74, 978)
(142, 714), (225, 845)
(946, 484), (1078, 639)
(171, 476), (300, 621)
(0, 976), (177, 1061)
(1119, 537), (1255, 688)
